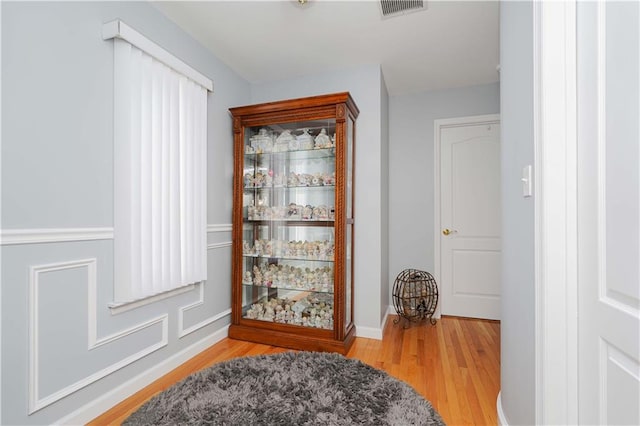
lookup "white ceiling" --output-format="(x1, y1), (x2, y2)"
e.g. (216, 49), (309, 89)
(153, 0), (500, 96)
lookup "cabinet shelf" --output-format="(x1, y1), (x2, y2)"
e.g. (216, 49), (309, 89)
(244, 184), (335, 191)
(242, 254), (334, 263)
(242, 283), (333, 294)
(243, 219), (334, 226)
(230, 92), (358, 354)
(244, 147), (335, 161)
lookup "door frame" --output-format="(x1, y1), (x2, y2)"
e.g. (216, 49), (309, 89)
(433, 114), (501, 318)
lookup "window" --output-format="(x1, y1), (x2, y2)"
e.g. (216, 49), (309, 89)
(104, 21), (213, 303)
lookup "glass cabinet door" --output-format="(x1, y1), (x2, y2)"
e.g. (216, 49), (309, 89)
(345, 115), (355, 331)
(241, 120), (337, 329)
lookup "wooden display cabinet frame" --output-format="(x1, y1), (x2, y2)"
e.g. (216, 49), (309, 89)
(229, 92), (358, 354)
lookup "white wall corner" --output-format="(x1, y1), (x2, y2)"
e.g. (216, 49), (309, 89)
(355, 325), (383, 340)
(360, 306), (396, 340)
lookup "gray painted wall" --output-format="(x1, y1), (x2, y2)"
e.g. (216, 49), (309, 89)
(1, 1), (249, 424)
(388, 82), (500, 301)
(499, 1), (536, 424)
(250, 65), (387, 332)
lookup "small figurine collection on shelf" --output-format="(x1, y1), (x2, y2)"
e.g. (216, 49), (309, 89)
(243, 264), (333, 292)
(246, 127), (336, 154)
(247, 203), (334, 221)
(244, 170), (335, 189)
(244, 294), (334, 329)
(243, 239), (335, 261)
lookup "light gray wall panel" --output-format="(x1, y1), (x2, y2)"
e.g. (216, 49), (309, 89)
(2, 2), (113, 228)
(206, 247), (232, 317)
(499, 1), (536, 424)
(37, 266), (91, 398)
(1, 1), (250, 424)
(207, 229), (233, 246)
(388, 82), (499, 299)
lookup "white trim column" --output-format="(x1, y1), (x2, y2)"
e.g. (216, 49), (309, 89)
(533, 1), (579, 424)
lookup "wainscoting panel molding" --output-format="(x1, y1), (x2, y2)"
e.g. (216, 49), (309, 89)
(178, 282), (231, 338)
(1, 228), (114, 245)
(55, 327), (229, 426)
(28, 258), (168, 414)
(20, 223), (233, 415)
(179, 238), (232, 337)
(207, 224), (232, 233)
(2, 224), (231, 246)
(207, 241), (232, 250)
(1, 223), (231, 246)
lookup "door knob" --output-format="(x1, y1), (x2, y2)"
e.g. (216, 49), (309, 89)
(442, 228), (451, 236)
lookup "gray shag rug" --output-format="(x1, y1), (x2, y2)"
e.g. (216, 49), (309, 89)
(124, 351), (446, 425)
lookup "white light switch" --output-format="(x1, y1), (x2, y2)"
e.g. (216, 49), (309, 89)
(521, 165), (533, 198)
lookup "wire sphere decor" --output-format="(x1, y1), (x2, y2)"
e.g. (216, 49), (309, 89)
(392, 269), (438, 328)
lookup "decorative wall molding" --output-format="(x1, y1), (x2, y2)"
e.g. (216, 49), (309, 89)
(178, 282), (231, 338)
(177, 233), (232, 338)
(21, 222), (233, 414)
(207, 223), (232, 233)
(207, 241), (232, 250)
(54, 326), (229, 426)
(1, 228), (114, 245)
(1, 224), (230, 245)
(28, 258), (168, 414)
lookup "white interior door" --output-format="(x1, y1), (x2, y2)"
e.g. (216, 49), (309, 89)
(437, 116), (501, 320)
(578, 2), (640, 424)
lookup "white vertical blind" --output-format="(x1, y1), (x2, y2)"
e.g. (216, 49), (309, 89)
(113, 38), (207, 303)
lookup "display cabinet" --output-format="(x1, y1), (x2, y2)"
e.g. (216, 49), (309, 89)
(229, 93), (358, 354)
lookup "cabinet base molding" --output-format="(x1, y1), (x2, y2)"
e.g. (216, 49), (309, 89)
(228, 323), (356, 355)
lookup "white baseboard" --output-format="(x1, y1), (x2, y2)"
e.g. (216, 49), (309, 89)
(380, 305), (394, 330)
(355, 309), (395, 340)
(497, 391), (509, 426)
(386, 305), (395, 318)
(56, 325), (229, 425)
(380, 311), (389, 332)
(355, 325), (383, 340)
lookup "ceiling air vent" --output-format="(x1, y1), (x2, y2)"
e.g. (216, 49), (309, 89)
(379, 0), (426, 18)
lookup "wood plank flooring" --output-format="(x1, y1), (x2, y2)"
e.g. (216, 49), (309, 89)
(88, 316), (500, 425)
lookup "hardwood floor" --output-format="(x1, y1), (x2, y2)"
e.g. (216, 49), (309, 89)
(88, 315), (500, 425)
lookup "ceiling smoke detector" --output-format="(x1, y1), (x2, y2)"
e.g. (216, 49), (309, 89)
(379, 0), (427, 18)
